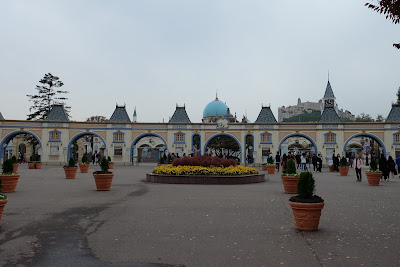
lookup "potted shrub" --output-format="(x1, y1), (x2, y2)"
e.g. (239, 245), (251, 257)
(79, 153), (90, 173)
(157, 157), (166, 166)
(0, 179), (7, 222)
(64, 157), (78, 179)
(365, 158), (381, 186)
(281, 159), (299, 194)
(289, 172), (324, 231)
(107, 156), (114, 169)
(28, 158), (35, 169)
(34, 154), (42, 169)
(0, 159), (21, 193)
(262, 156), (276, 174)
(338, 157), (349, 176)
(93, 157), (114, 191)
(12, 156), (19, 173)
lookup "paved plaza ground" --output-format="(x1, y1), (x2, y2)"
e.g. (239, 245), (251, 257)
(0, 163), (400, 267)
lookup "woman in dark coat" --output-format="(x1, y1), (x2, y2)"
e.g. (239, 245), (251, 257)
(387, 156), (396, 181)
(281, 154), (288, 173)
(379, 154), (389, 182)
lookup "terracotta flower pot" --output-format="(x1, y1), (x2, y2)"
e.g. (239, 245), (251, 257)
(281, 175), (299, 194)
(329, 165), (333, 172)
(64, 167), (78, 179)
(0, 174), (21, 192)
(13, 163), (19, 173)
(366, 172), (382, 186)
(93, 173), (114, 191)
(338, 166), (349, 176)
(35, 163), (42, 169)
(28, 163), (35, 169)
(289, 201), (325, 231)
(261, 165), (268, 171)
(108, 162), (114, 169)
(0, 198), (8, 222)
(265, 165), (276, 175)
(79, 164), (90, 173)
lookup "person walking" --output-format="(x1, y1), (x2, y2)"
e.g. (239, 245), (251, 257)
(281, 154), (288, 173)
(275, 152), (281, 172)
(352, 154), (363, 182)
(295, 152), (301, 169)
(317, 154), (322, 172)
(387, 156), (396, 181)
(312, 154), (317, 172)
(379, 154), (389, 182)
(301, 153), (307, 171)
(396, 154), (400, 178)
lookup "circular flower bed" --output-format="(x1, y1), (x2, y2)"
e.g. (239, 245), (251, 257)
(147, 163), (264, 184)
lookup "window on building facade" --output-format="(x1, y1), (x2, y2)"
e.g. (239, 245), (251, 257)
(50, 131), (60, 141)
(114, 132), (123, 142)
(395, 133), (400, 143)
(175, 133), (184, 142)
(262, 134), (271, 143)
(325, 133), (335, 143)
(114, 146), (122, 156)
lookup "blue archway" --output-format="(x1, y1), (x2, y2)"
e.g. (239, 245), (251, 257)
(244, 133), (254, 164)
(343, 133), (386, 156)
(191, 133), (201, 155)
(204, 133), (242, 163)
(67, 132), (107, 161)
(130, 133), (168, 162)
(278, 133), (318, 154)
(0, 130), (43, 162)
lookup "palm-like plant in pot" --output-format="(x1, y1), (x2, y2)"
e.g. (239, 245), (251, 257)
(281, 159), (299, 193)
(79, 153), (90, 173)
(289, 172), (324, 231)
(0, 159), (21, 193)
(365, 158), (381, 186)
(0, 179), (8, 222)
(338, 157), (349, 176)
(93, 157), (114, 191)
(34, 154), (42, 169)
(11, 156), (19, 173)
(262, 156), (276, 174)
(64, 157), (78, 179)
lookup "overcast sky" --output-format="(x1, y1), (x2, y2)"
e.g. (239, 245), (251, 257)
(1, 0), (399, 123)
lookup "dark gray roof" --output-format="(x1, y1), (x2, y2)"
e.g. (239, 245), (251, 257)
(319, 107), (341, 122)
(255, 106), (277, 123)
(386, 104), (400, 122)
(0, 112), (4, 120)
(45, 105), (70, 121)
(169, 106), (191, 123)
(324, 81), (335, 98)
(109, 106), (131, 122)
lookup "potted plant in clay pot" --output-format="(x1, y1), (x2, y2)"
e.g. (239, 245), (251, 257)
(64, 157), (78, 179)
(0, 179), (7, 222)
(365, 158), (381, 186)
(93, 157), (114, 191)
(34, 154), (42, 169)
(28, 157), (35, 169)
(107, 156), (114, 169)
(281, 159), (299, 193)
(79, 153), (90, 173)
(289, 172), (324, 231)
(0, 159), (21, 193)
(11, 156), (19, 173)
(338, 157), (349, 176)
(262, 156), (276, 174)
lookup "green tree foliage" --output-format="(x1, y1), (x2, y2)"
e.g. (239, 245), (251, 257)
(86, 116), (108, 122)
(286, 159), (297, 174)
(297, 172), (315, 199)
(283, 110), (321, 122)
(376, 114), (385, 122)
(100, 157), (109, 172)
(397, 87), (400, 104)
(2, 159), (14, 174)
(68, 157), (76, 167)
(27, 73), (69, 120)
(355, 112), (373, 122)
(339, 157), (348, 167)
(365, 0), (400, 49)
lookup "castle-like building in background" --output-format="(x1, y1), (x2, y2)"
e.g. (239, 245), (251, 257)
(278, 81), (355, 122)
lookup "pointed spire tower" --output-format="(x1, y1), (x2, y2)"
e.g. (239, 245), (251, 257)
(320, 78), (341, 123)
(133, 106), (137, 122)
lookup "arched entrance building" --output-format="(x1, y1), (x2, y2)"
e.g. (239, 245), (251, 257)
(1, 89), (400, 166)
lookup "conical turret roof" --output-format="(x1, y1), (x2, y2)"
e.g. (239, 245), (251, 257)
(255, 106), (277, 123)
(319, 107), (341, 122)
(324, 81), (335, 98)
(169, 106), (191, 123)
(109, 105), (131, 122)
(386, 104), (400, 122)
(45, 104), (69, 121)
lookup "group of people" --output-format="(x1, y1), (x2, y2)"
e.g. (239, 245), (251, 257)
(275, 151), (323, 173)
(352, 154), (399, 182)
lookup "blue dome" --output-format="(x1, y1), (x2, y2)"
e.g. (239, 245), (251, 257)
(203, 99), (229, 118)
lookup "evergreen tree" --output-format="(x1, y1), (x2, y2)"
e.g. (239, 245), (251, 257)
(397, 87), (400, 104)
(26, 73), (69, 120)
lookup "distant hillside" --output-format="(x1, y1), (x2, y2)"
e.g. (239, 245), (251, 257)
(283, 110), (321, 122)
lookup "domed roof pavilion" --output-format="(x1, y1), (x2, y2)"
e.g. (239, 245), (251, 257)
(203, 94), (229, 118)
